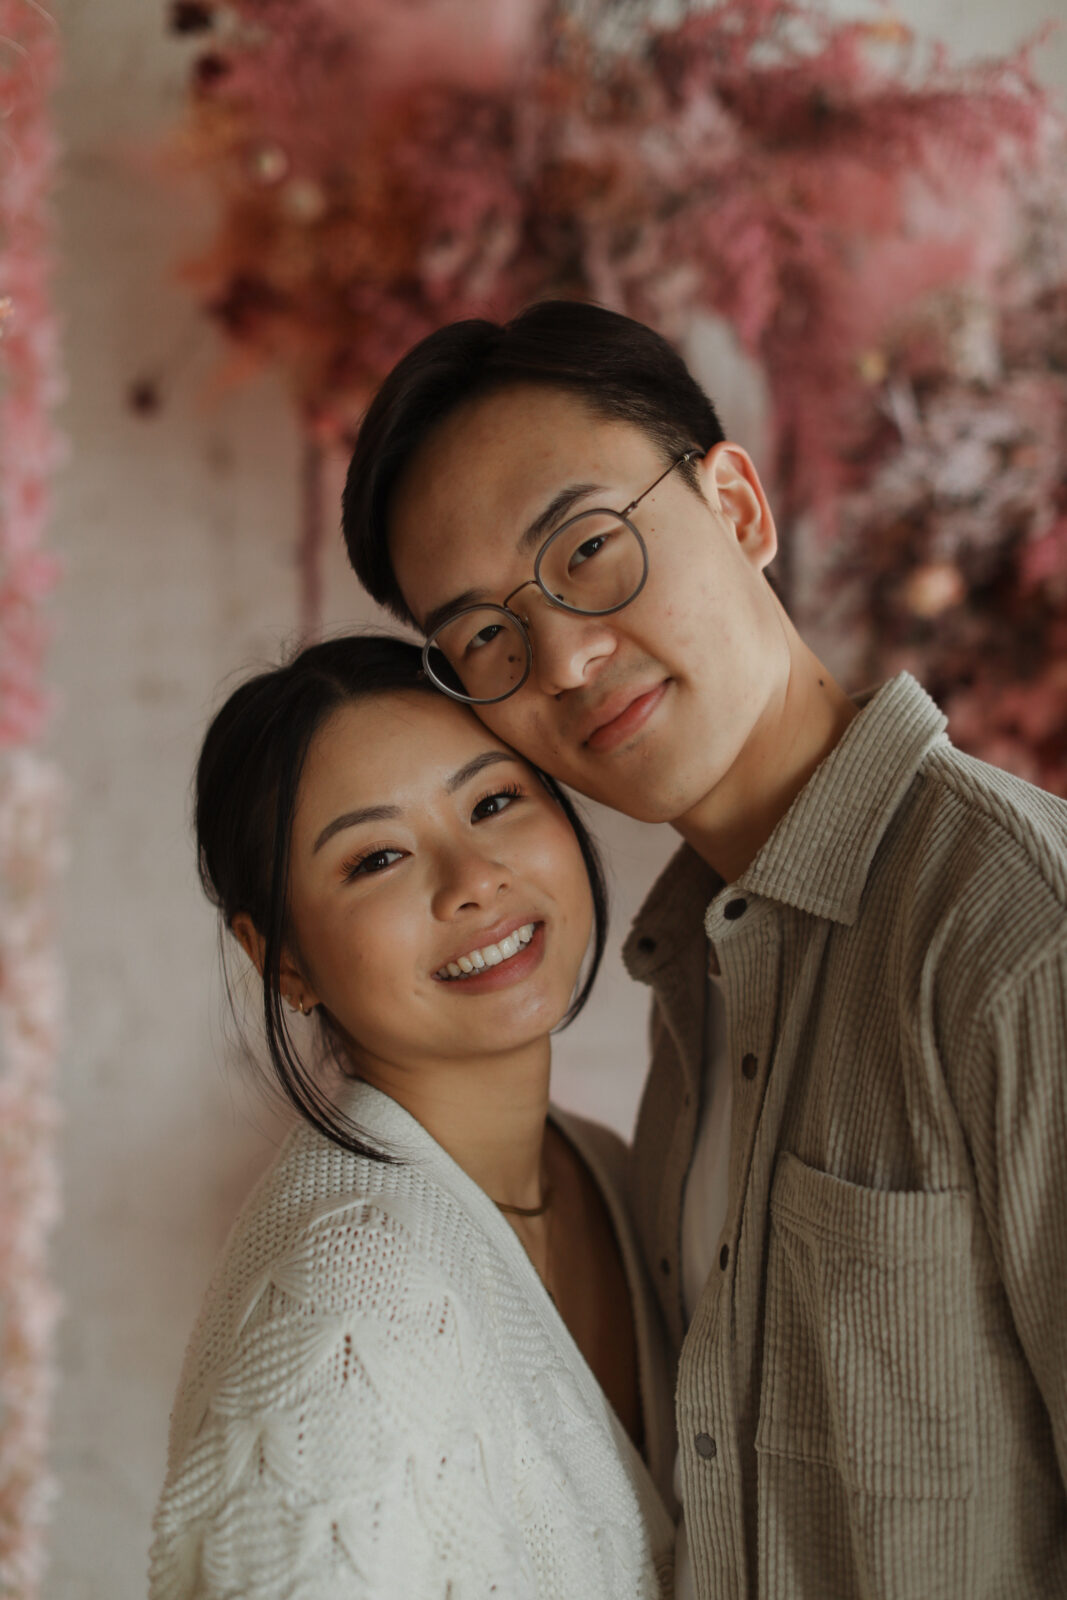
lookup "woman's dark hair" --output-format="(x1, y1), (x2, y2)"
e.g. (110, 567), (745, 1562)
(342, 299), (725, 624)
(195, 633), (609, 1161)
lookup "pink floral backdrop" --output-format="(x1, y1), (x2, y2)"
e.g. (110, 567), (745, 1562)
(158, 0), (1066, 789)
(0, 1), (65, 1594)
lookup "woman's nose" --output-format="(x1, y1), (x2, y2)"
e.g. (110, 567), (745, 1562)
(431, 844), (510, 920)
(525, 600), (618, 696)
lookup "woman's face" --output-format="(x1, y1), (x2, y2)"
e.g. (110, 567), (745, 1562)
(283, 690), (594, 1077)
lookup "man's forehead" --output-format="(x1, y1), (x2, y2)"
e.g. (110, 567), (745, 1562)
(403, 384), (608, 507)
(390, 386), (651, 620)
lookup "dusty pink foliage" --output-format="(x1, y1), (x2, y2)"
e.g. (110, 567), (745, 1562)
(0, 0), (66, 1594)
(169, 0), (1067, 787)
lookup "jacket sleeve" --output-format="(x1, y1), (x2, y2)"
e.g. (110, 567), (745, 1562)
(979, 931), (1067, 1489)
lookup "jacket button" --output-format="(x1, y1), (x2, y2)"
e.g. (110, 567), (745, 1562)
(660, 1257), (671, 1276)
(723, 898), (747, 921)
(637, 935), (657, 953)
(719, 1243), (730, 1270)
(741, 1052), (758, 1080)
(695, 1433), (717, 1460)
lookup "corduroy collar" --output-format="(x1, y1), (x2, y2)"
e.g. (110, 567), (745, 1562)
(624, 673), (949, 975)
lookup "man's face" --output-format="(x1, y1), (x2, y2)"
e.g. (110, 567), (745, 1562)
(390, 384), (790, 828)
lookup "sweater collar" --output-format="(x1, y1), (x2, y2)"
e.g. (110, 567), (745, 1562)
(624, 672), (948, 973)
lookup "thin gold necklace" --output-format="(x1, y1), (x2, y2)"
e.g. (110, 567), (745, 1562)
(494, 1186), (552, 1218)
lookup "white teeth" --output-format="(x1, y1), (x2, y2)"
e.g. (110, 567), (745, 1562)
(436, 923), (537, 981)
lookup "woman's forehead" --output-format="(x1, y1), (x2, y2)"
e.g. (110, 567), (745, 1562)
(297, 692), (521, 815)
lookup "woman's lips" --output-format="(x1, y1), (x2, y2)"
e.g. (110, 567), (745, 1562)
(433, 922), (546, 994)
(584, 681), (669, 753)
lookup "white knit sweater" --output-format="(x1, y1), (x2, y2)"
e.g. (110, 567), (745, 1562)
(149, 1080), (675, 1599)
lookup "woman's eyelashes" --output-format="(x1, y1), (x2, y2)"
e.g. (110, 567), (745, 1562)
(340, 845), (406, 881)
(471, 781), (524, 821)
(337, 786), (525, 882)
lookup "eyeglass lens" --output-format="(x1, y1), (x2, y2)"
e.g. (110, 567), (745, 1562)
(426, 612), (529, 702)
(427, 511), (645, 702)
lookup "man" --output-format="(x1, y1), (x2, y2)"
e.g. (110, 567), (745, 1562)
(341, 300), (1067, 1598)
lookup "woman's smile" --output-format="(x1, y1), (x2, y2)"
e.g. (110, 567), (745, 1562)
(433, 919), (543, 987)
(283, 690), (594, 1077)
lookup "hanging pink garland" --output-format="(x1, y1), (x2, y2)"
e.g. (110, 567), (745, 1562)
(163, 0), (1067, 786)
(0, 2), (65, 1593)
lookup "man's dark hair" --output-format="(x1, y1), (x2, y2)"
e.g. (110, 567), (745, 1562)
(342, 299), (726, 625)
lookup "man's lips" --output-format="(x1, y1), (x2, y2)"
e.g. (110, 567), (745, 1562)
(582, 680), (669, 753)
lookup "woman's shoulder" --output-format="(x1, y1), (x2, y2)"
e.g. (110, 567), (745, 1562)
(151, 1119), (508, 1599)
(167, 1116), (497, 1451)
(151, 1104), (674, 1600)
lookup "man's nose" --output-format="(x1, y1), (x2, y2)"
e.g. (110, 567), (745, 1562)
(523, 596), (618, 696)
(431, 843), (510, 921)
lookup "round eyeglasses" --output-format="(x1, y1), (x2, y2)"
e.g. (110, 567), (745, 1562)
(422, 450), (700, 705)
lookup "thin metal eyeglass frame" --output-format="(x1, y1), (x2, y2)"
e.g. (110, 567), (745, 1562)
(422, 449), (702, 706)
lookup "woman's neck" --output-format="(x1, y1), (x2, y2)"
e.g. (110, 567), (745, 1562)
(355, 1038), (553, 1211)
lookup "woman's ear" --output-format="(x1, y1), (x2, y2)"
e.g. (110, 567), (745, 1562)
(697, 441), (778, 571)
(231, 912), (266, 976)
(230, 913), (319, 1013)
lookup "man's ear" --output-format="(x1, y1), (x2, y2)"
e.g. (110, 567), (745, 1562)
(697, 441), (778, 571)
(230, 912), (319, 1012)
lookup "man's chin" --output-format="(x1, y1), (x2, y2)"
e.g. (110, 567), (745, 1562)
(572, 770), (697, 827)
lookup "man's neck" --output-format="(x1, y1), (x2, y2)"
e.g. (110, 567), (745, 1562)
(675, 633), (857, 884)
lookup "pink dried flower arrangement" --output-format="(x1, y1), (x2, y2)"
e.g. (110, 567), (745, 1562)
(166, 0), (1067, 788)
(0, 0), (66, 1593)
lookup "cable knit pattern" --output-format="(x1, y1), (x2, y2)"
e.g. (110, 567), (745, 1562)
(150, 1082), (674, 1600)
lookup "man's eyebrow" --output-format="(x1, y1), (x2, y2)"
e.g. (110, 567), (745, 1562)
(313, 804), (400, 854)
(311, 752), (516, 852)
(419, 481), (606, 638)
(515, 481), (606, 557)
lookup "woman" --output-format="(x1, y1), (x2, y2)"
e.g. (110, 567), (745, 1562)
(149, 635), (675, 1600)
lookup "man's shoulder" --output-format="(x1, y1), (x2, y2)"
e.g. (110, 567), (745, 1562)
(865, 743), (1067, 1024)
(912, 742), (1067, 912)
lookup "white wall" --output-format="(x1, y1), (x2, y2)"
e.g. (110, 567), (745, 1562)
(46, 3), (1065, 1596)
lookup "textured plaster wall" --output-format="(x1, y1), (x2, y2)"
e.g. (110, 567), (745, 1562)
(47, 2), (1065, 1596)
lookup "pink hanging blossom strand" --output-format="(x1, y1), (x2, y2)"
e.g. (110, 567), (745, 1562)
(0, 2), (66, 1593)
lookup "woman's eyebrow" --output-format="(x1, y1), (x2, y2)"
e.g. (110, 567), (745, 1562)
(313, 804), (400, 854)
(445, 750), (516, 793)
(311, 752), (514, 853)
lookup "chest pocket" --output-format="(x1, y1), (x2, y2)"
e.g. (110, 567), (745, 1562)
(755, 1152), (978, 1598)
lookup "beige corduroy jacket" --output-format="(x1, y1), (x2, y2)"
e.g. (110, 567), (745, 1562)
(625, 672), (1067, 1600)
